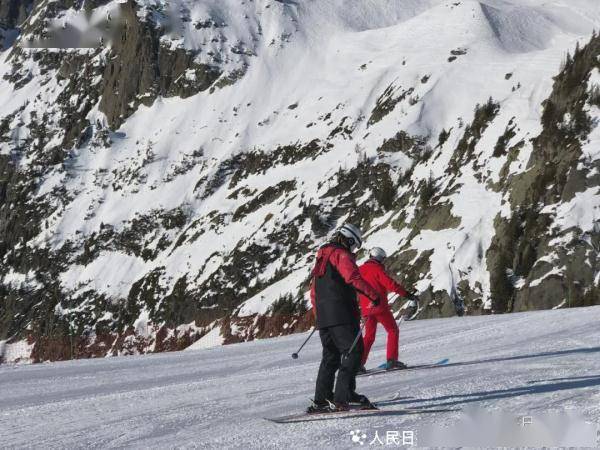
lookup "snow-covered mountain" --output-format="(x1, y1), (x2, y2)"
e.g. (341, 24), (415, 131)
(0, 0), (599, 362)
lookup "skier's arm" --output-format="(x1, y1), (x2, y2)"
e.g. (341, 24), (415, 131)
(377, 267), (409, 298)
(331, 250), (382, 303)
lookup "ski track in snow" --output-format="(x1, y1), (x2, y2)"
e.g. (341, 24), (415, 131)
(1, 307), (599, 448)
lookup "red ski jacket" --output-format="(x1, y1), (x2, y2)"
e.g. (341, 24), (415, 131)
(310, 244), (381, 328)
(358, 259), (408, 316)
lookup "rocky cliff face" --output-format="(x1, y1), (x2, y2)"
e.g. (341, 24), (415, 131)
(0, 0), (598, 363)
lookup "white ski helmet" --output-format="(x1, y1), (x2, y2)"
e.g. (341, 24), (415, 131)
(338, 223), (363, 251)
(369, 247), (387, 262)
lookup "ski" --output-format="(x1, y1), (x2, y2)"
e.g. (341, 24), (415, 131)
(265, 404), (380, 424)
(357, 358), (449, 378)
(398, 305), (425, 321)
(265, 405), (456, 424)
(406, 305), (425, 320)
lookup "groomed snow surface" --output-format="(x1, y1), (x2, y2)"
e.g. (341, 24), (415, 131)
(1, 307), (600, 448)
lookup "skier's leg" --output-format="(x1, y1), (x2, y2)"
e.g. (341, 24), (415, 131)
(314, 328), (340, 403)
(330, 323), (363, 403)
(361, 315), (377, 366)
(347, 328), (364, 397)
(379, 310), (399, 361)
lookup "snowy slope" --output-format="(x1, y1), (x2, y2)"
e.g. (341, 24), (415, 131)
(1, 307), (599, 448)
(0, 0), (599, 361)
(41, 0), (596, 300)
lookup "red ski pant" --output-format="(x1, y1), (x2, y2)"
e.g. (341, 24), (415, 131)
(361, 309), (399, 365)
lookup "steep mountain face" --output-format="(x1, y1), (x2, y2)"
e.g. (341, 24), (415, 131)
(0, 0), (599, 363)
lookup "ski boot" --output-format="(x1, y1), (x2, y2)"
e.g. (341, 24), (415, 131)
(306, 399), (333, 414)
(349, 392), (374, 408)
(357, 365), (367, 375)
(328, 400), (351, 412)
(385, 359), (408, 370)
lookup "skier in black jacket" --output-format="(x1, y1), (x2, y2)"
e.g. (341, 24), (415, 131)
(307, 223), (382, 413)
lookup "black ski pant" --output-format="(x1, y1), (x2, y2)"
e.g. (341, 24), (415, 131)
(314, 322), (363, 404)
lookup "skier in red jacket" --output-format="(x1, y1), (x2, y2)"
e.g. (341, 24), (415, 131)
(358, 247), (417, 370)
(308, 224), (383, 413)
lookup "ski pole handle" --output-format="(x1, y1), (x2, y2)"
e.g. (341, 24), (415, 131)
(291, 327), (317, 359)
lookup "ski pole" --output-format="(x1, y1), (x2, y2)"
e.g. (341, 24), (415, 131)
(343, 320), (366, 360)
(291, 328), (316, 359)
